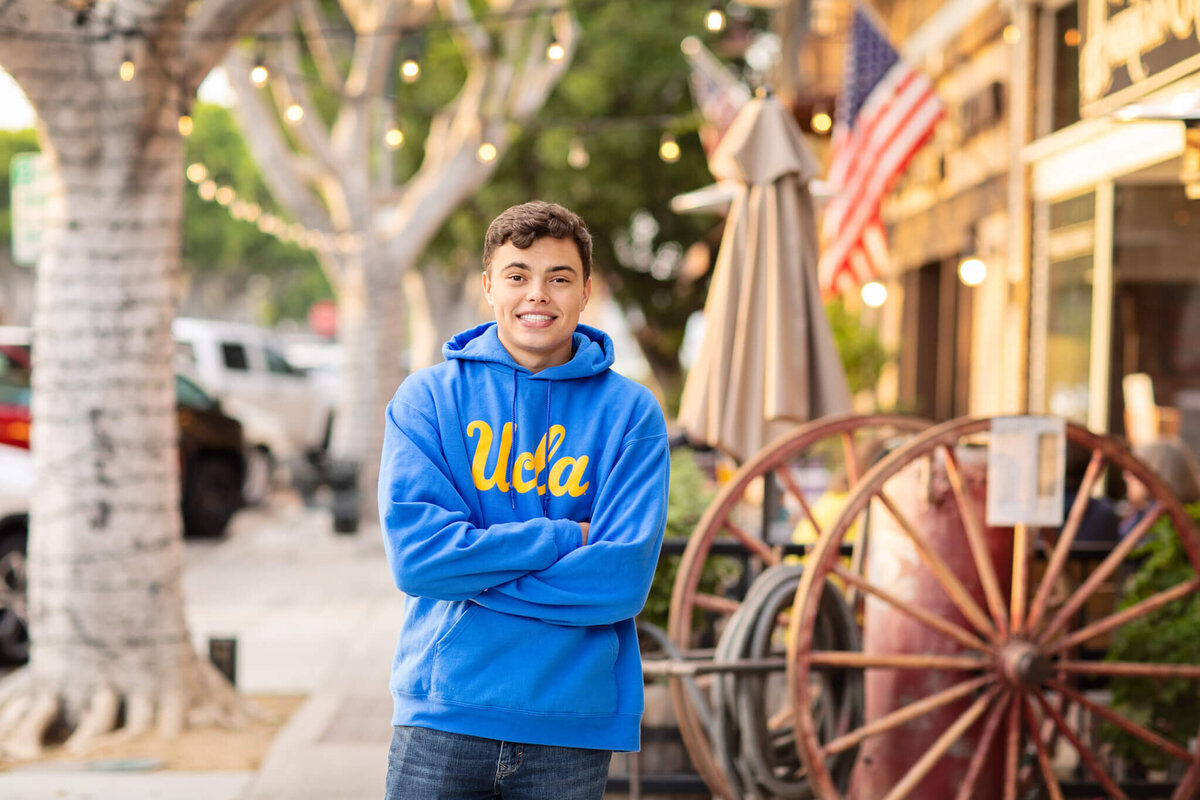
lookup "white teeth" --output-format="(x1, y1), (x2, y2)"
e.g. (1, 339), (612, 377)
(520, 314), (553, 322)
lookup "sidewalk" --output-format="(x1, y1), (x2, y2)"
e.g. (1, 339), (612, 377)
(0, 495), (403, 800)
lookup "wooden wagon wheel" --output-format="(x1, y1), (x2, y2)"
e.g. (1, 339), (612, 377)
(788, 416), (1200, 800)
(667, 413), (931, 799)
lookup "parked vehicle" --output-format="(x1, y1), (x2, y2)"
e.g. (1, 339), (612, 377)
(0, 333), (246, 539)
(0, 442), (31, 663)
(173, 318), (335, 503)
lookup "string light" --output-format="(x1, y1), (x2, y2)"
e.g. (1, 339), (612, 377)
(567, 137), (589, 169)
(400, 57), (420, 83)
(186, 162), (207, 183)
(659, 132), (680, 163)
(546, 39), (565, 61)
(119, 54), (135, 81)
(285, 103), (304, 123)
(705, 2), (726, 33)
(250, 62), (269, 87)
(198, 179), (217, 201)
(384, 123), (404, 149)
(215, 185), (235, 205)
(958, 257), (987, 286)
(811, 110), (832, 134)
(178, 112), (194, 137)
(476, 141), (498, 162)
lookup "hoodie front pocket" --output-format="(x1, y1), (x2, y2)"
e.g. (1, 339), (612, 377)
(431, 604), (619, 715)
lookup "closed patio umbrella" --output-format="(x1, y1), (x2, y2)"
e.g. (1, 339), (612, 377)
(678, 92), (851, 462)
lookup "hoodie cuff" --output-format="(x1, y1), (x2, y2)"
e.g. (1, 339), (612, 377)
(552, 519), (584, 559)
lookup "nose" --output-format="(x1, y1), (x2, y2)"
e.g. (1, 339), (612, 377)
(525, 280), (549, 302)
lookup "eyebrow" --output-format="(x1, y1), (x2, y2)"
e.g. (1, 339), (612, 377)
(500, 262), (579, 275)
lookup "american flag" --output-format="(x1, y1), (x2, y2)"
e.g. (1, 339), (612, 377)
(818, 4), (944, 296)
(682, 37), (751, 155)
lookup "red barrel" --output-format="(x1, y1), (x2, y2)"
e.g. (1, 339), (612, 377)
(851, 446), (1012, 799)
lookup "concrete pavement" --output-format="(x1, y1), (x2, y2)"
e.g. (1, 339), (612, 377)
(0, 494), (404, 800)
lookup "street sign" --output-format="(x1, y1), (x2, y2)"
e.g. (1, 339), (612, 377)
(10, 152), (49, 267)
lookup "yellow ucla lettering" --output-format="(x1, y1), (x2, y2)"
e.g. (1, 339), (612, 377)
(549, 455), (590, 497)
(466, 420), (511, 492)
(466, 420), (588, 498)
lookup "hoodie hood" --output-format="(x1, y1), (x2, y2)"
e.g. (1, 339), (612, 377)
(443, 321), (615, 380)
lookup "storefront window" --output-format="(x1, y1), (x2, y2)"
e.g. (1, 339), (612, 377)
(1045, 255), (1093, 422)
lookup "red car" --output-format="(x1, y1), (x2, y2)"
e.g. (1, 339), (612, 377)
(0, 340), (246, 538)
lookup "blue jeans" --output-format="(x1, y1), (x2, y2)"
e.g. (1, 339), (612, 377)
(385, 725), (613, 800)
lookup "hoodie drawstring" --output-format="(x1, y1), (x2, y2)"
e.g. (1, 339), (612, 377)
(508, 369), (518, 510)
(540, 381), (552, 516)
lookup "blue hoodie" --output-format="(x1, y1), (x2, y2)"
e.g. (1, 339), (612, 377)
(378, 322), (669, 752)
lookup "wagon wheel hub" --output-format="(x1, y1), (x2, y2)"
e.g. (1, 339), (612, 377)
(998, 639), (1052, 688)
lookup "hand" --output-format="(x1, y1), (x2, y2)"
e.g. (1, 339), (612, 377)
(579, 521), (589, 546)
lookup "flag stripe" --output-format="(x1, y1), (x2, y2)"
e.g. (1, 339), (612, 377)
(819, 5), (944, 296)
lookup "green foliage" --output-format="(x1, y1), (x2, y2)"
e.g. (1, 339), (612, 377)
(826, 297), (890, 397)
(182, 103), (331, 322)
(428, 0), (743, 407)
(0, 128), (41, 243)
(640, 447), (736, 632)
(1102, 502), (1200, 770)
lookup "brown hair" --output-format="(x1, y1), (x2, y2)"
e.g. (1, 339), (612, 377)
(482, 201), (593, 279)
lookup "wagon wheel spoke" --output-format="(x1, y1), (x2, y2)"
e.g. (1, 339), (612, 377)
(1036, 503), (1165, 644)
(822, 675), (993, 757)
(877, 687), (1001, 800)
(877, 489), (999, 640)
(1032, 689), (1129, 800)
(841, 430), (861, 485)
(693, 592), (742, 617)
(1021, 696), (1065, 800)
(1056, 659), (1200, 679)
(1011, 523), (1032, 634)
(1046, 678), (1192, 762)
(809, 651), (987, 671)
(1027, 449), (1106, 633)
(1045, 577), (1200, 654)
(941, 445), (1010, 635)
(954, 691), (1012, 800)
(831, 565), (991, 654)
(1002, 692), (1021, 800)
(774, 466), (820, 534)
(721, 518), (781, 566)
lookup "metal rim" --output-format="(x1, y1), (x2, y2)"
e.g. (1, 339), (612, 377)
(787, 415), (1200, 800)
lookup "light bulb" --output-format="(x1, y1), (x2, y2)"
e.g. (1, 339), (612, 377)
(705, 7), (726, 33)
(547, 41), (565, 61)
(285, 103), (304, 123)
(119, 57), (135, 82)
(385, 126), (404, 149)
(178, 113), (194, 137)
(959, 257), (987, 286)
(659, 134), (681, 163)
(198, 179), (217, 201)
(215, 186), (235, 206)
(186, 163), (207, 183)
(401, 58), (420, 83)
(477, 142), (498, 163)
(861, 281), (888, 307)
(250, 64), (269, 87)
(568, 138), (589, 169)
(811, 111), (833, 134)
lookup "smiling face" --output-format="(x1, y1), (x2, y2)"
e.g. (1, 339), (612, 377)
(483, 236), (592, 372)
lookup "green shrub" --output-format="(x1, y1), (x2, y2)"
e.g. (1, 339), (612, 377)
(1102, 502), (1200, 770)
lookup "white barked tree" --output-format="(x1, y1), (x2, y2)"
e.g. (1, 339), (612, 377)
(0, 0), (292, 756)
(226, 0), (576, 515)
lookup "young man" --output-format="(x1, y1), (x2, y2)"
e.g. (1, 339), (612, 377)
(378, 201), (670, 799)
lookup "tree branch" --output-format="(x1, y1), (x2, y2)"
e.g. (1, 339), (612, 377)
(296, 0), (345, 95)
(226, 47), (337, 235)
(274, 26), (341, 174)
(181, 0), (295, 84)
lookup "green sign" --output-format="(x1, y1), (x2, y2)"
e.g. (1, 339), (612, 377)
(10, 152), (48, 266)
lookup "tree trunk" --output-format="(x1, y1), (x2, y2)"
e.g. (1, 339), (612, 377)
(329, 248), (407, 523)
(405, 267), (486, 371)
(0, 31), (240, 758)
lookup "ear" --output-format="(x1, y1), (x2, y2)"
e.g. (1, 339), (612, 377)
(481, 270), (493, 308)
